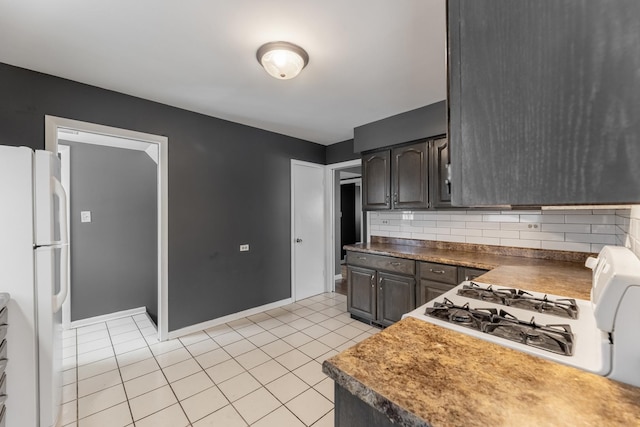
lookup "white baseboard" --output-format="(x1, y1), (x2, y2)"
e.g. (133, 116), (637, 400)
(68, 307), (147, 329)
(334, 274), (342, 280)
(167, 297), (293, 340)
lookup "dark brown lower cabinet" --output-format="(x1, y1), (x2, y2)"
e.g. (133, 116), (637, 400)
(458, 267), (488, 282)
(347, 266), (376, 321)
(335, 383), (395, 427)
(417, 279), (455, 307)
(377, 272), (415, 327)
(346, 252), (416, 327)
(348, 252), (490, 323)
(417, 261), (459, 306)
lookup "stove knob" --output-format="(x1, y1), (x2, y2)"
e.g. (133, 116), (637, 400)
(585, 256), (598, 270)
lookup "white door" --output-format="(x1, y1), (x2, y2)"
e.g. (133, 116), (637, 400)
(292, 161), (326, 301)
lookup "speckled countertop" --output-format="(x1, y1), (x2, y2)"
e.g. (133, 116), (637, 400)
(345, 241), (593, 298)
(323, 318), (640, 427)
(323, 241), (640, 426)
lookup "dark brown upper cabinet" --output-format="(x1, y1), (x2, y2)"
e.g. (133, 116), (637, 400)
(362, 150), (391, 210)
(448, 0), (640, 206)
(391, 142), (429, 210)
(430, 137), (451, 208)
(363, 140), (429, 210)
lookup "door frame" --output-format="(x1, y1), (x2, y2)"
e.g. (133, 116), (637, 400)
(44, 116), (170, 341)
(339, 177), (363, 265)
(290, 159), (326, 302)
(325, 159), (362, 292)
(57, 144), (71, 329)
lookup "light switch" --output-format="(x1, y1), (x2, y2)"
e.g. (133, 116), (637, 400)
(240, 244), (249, 252)
(80, 211), (92, 223)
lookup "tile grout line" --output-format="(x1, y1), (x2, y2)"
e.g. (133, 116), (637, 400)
(68, 293), (349, 427)
(103, 319), (137, 426)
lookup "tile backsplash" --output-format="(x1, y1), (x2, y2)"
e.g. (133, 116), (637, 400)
(369, 209), (632, 253)
(616, 205), (640, 258)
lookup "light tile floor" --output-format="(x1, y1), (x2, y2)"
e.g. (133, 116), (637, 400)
(59, 292), (379, 427)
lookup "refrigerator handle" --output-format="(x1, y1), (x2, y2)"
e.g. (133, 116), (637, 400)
(52, 177), (69, 245)
(52, 177), (69, 312)
(53, 243), (69, 313)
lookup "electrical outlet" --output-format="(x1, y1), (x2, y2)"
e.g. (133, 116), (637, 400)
(240, 244), (249, 252)
(80, 211), (92, 223)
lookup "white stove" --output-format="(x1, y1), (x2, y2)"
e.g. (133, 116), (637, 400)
(403, 245), (640, 388)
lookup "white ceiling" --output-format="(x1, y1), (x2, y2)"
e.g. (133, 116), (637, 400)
(0, 0), (447, 145)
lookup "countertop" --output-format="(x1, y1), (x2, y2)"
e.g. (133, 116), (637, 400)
(344, 241), (593, 299)
(323, 241), (640, 426)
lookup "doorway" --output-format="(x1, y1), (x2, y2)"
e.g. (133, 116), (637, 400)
(45, 116), (169, 341)
(291, 160), (326, 301)
(325, 159), (363, 294)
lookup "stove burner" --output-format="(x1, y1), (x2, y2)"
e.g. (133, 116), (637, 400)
(451, 309), (472, 324)
(524, 329), (542, 341)
(424, 301), (575, 356)
(457, 282), (579, 319)
(425, 299), (496, 331)
(483, 310), (574, 356)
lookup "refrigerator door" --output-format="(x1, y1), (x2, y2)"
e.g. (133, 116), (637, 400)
(35, 150), (66, 246)
(35, 244), (67, 427)
(0, 145), (39, 427)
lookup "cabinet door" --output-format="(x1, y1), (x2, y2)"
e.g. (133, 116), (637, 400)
(347, 266), (376, 321)
(449, 0), (640, 206)
(362, 151), (391, 210)
(430, 137), (451, 208)
(391, 141), (429, 210)
(377, 272), (415, 327)
(417, 279), (455, 307)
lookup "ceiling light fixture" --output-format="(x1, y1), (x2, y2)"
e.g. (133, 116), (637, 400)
(256, 41), (309, 80)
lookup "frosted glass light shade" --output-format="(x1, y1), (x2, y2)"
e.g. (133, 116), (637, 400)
(257, 42), (309, 80)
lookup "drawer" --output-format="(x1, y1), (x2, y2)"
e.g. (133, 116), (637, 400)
(419, 261), (458, 284)
(346, 251), (415, 275)
(459, 267), (488, 282)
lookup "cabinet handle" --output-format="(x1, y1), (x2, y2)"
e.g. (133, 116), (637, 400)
(385, 195), (390, 204)
(393, 193), (398, 203)
(379, 287), (383, 291)
(430, 269), (446, 274)
(390, 262), (401, 266)
(379, 277), (383, 283)
(358, 256), (367, 260)
(370, 276), (374, 287)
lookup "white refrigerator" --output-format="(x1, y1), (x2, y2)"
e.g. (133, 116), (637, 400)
(0, 145), (69, 427)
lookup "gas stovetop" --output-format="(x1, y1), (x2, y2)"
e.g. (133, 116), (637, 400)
(425, 298), (574, 356)
(457, 282), (579, 319)
(403, 281), (610, 375)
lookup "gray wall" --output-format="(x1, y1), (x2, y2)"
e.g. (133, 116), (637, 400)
(0, 62), (325, 331)
(326, 139), (359, 164)
(63, 141), (158, 322)
(353, 100), (447, 152)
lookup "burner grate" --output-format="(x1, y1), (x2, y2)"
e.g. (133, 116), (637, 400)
(424, 300), (575, 356)
(457, 282), (579, 319)
(483, 310), (574, 356)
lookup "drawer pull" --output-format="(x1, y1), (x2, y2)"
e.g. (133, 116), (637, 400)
(430, 269), (446, 274)
(357, 256), (367, 260)
(389, 262), (401, 266)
